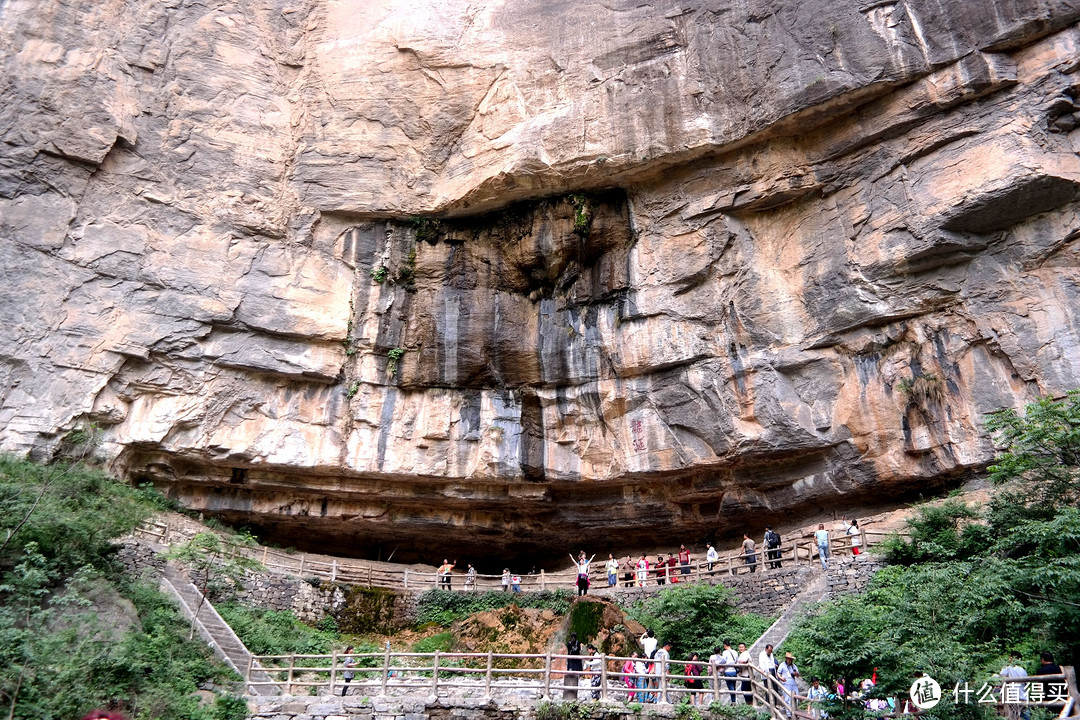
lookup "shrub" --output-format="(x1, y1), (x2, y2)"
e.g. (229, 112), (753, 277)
(625, 583), (772, 655)
(215, 604), (334, 657)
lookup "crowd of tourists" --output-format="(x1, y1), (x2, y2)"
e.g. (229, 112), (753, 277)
(433, 519), (866, 594)
(563, 636), (1066, 719)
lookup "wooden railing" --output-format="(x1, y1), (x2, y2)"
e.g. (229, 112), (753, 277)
(133, 518), (895, 593)
(244, 651), (796, 718)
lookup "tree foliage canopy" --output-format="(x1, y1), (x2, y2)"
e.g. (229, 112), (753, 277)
(785, 393), (1080, 720)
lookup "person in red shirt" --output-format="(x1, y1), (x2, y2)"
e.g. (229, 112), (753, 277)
(666, 554), (680, 583)
(678, 544), (691, 576)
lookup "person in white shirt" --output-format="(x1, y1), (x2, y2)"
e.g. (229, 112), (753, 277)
(587, 644), (603, 699)
(653, 641), (672, 703)
(814, 524), (830, 569)
(465, 564), (476, 591)
(807, 678), (828, 719)
(706, 544), (719, 573)
(737, 642), (753, 704)
(846, 519), (863, 556)
(721, 640), (739, 704)
(640, 628), (658, 658)
(1000, 652), (1030, 720)
(758, 643), (779, 698)
(636, 554), (650, 587)
(606, 554), (619, 587)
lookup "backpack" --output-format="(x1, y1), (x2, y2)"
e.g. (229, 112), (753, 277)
(766, 530), (781, 548)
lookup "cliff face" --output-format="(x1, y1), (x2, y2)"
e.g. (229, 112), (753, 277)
(3, 0), (1080, 563)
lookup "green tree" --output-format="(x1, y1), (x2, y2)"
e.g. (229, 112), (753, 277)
(785, 392), (1080, 720)
(626, 583), (772, 655)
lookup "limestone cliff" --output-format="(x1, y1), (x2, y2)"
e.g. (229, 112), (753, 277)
(3, 0), (1080, 563)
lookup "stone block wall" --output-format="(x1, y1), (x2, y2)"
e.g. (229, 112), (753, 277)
(248, 695), (726, 720)
(825, 556), (888, 596)
(599, 565), (815, 618)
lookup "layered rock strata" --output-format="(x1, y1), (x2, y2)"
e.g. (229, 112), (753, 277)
(3, 0), (1080, 563)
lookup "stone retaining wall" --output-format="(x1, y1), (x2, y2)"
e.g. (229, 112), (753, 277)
(599, 565), (815, 617)
(824, 555), (888, 595)
(249, 695), (726, 720)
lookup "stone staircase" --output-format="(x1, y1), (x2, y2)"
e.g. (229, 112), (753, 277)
(748, 571), (828, 657)
(160, 564), (280, 695)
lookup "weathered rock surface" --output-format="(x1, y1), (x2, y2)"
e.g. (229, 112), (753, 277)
(3, 0), (1080, 564)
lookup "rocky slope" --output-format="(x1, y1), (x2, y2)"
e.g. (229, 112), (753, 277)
(2, 0), (1080, 563)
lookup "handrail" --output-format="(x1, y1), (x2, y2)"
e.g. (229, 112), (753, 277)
(242, 650), (799, 711)
(133, 518), (900, 593)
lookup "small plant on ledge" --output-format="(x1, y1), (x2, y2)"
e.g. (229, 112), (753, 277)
(387, 348), (405, 378)
(896, 373), (944, 405)
(370, 265), (389, 283)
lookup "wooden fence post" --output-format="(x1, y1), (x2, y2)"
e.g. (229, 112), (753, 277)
(381, 644), (390, 696)
(540, 569), (546, 590)
(711, 661), (721, 703)
(331, 559), (337, 583)
(299, 555), (305, 576)
(659, 656), (669, 704)
(432, 651), (441, 696)
(245, 654), (254, 693)
(484, 650), (493, 698)
(600, 654), (608, 701)
(404, 568), (409, 589)
(329, 650), (337, 696)
(287, 654), (295, 695)
(543, 652), (552, 699)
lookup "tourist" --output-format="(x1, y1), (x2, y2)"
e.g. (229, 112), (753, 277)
(656, 555), (667, 585)
(511, 573), (522, 592)
(721, 640), (739, 704)
(679, 544), (692, 576)
(565, 632), (583, 700)
(571, 551), (595, 596)
(777, 653), (801, 716)
(708, 646), (724, 687)
(758, 643), (779, 697)
(624, 651), (641, 701)
(765, 525), (782, 569)
(1035, 651), (1063, 700)
(685, 652), (704, 705)
(636, 554), (650, 586)
(437, 559), (455, 590)
(341, 645), (355, 696)
(807, 677), (828, 719)
(641, 628), (658, 658)
(815, 524), (830, 569)
(846, 519), (862, 556)
(742, 534), (757, 573)
(465, 564), (476, 591)
(606, 554), (619, 587)
(737, 642), (752, 704)
(666, 553), (679, 583)
(706, 544), (718, 573)
(1000, 651), (1030, 720)
(634, 652), (650, 702)
(502, 568), (510, 592)
(587, 644), (603, 699)
(623, 555), (635, 587)
(654, 641), (672, 703)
